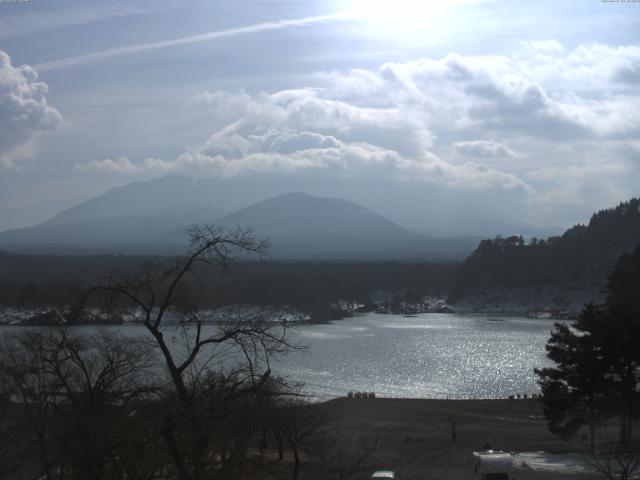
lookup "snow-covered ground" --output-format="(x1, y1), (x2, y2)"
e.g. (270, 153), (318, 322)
(512, 450), (640, 477)
(0, 304), (313, 326)
(513, 451), (594, 474)
(0, 307), (36, 325)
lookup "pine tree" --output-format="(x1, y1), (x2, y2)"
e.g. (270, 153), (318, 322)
(536, 246), (640, 446)
(535, 304), (610, 446)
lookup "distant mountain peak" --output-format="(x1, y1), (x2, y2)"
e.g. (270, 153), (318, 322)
(0, 177), (479, 259)
(214, 192), (408, 239)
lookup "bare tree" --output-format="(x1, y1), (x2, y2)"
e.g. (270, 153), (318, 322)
(282, 399), (327, 480)
(0, 328), (158, 480)
(0, 360), (22, 480)
(1, 330), (66, 480)
(0, 226), (301, 480)
(319, 433), (379, 480)
(583, 423), (640, 480)
(85, 225), (300, 480)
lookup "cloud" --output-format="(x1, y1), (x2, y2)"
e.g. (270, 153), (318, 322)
(0, 51), (63, 168)
(453, 140), (521, 159)
(189, 88), (433, 156)
(81, 129), (531, 195)
(321, 43), (640, 140)
(76, 41), (638, 214)
(521, 40), (565, 55)
(528, 158), (632, 219)
(77, 156), (140, 175)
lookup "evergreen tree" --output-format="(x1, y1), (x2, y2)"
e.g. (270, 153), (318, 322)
(535, 304), (610, 446)
(602, 247), (640, 445)
(536, 246), (640, 445)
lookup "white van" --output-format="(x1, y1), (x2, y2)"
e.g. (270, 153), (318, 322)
(472, 451), (513, 480)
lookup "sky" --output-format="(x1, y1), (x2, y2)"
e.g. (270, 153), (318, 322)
(0, 0), (639, 233)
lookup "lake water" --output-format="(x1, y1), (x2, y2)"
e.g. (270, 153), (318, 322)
(0, 312), (560, 400)
(279, 313), (557, 400)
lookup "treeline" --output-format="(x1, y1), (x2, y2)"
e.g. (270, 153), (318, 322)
(0, 252), (459, 312)
(205, 262), (458, 311)
(449, 198), (640, 301)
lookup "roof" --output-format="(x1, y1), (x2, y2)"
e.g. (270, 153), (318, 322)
(371, 471), (395, 478)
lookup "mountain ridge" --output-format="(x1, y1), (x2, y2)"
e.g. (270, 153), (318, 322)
(12, 175), (561, 238)
(0, 190), (479, 259)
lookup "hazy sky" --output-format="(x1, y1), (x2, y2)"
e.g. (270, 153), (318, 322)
(1, 0), (639, 232)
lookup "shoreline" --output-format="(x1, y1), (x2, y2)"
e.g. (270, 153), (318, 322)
(0, 304), (577, 327)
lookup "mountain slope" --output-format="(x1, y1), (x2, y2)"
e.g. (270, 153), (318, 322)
(0, 190), (477, 259)
(426, 216), (563, 239)
(215, 192), (411, 237)
(0, 208), (225, 253)
(31, 174), (559, 238)
(42, 176), (222, 226)
(212, 192), (478, 259)
(449, 198), (640, 304)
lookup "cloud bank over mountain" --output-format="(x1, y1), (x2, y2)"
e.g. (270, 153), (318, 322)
(1, 0), (638, 231)
(77, 42), (639, 227)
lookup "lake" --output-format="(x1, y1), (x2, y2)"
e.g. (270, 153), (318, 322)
(279, 312), (558, 400)
(0, 312), (561, 400)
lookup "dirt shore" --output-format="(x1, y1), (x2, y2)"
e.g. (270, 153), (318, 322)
(281, 398), (600, 480)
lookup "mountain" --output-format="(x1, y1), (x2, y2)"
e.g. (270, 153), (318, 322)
(212, 192), (479, 259)
(0, 208), (225, 254)
(216, 192), (410, 237)
(0, 173), (560, 259)
(423, 216), (563, 239)
(449, 198), (640, 306)
(28, 175), (559, 238)
(42, 176), (225, 227)
(0, 190), (478, 259)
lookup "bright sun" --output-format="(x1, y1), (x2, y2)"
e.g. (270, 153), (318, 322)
(346, 0), (466, 20)
(338, 0), (469, 42)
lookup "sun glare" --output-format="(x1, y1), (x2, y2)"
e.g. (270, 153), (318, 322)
(346, 0), (466, 20)
(338, 0), (473, 41)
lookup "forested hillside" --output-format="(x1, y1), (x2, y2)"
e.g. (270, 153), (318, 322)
(0, 251), (457, 314)
(450, 198), (640, 303)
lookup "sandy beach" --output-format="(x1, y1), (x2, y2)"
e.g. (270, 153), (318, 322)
(273, 398), (600, 480)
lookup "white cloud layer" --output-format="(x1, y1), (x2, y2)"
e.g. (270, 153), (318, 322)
(79, 42), (640, 221)
(0, 51), (63, 168)
(452, 140), (521, 159)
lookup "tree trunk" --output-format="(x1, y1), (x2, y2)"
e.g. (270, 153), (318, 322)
(620, 413), (629, 447)
(291, 443), (300, 480)
(163, 418), (192, 480)
(589, 394), (596, 449)
(274, 432), (284, 460)
(37, 432), (53, 480)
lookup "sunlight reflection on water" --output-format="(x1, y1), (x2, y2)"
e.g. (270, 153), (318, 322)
(0, 311), (560, 400)
(275, 312), (560, 400)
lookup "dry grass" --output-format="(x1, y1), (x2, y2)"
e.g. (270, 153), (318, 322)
(264, 398), (601, 480)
